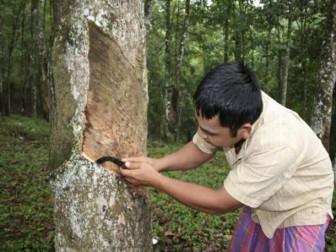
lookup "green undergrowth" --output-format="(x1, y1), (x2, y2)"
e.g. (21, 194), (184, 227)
(0, 115), (335, 251)
(0, 115), (54, 251)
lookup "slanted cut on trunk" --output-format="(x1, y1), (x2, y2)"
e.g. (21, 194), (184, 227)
(82, 21), (147, 173)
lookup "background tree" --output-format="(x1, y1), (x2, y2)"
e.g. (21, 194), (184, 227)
(310, 0), (336, 154)
(279, 0), (293, 106)
(169, 0), (191, 141)
(49, 0), (151, 250)
(162, 0), (172, 140)
(0, 0), (4, 116)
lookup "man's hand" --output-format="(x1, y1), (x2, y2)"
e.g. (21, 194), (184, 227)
(120, 156), (242, 215)
(120, 157), (162, 186)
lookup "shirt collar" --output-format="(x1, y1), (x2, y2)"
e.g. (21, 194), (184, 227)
(250, 91), (268, 137)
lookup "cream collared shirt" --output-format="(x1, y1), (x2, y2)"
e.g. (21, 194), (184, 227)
(193, 92), (334, 238)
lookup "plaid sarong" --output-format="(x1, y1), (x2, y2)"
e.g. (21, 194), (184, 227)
(228, 207), (330, 252)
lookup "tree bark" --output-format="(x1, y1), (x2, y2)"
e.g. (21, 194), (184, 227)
(264, 0), (273, 88)
(223, 0), (231, 63)
(311, 0), (336, 153)
(0, 2), (4, 116)
(233, 0), (242, 61)
(3, 0), (24, 115)
(299, 2), (309, 121)
(169, 0), (190, 141)
(331, 81), (336, 165)
(30, 0), (39, 117)
(49, 1), (151, 250)
(162, 0), (172, 140)
(280, 0), (292, 106)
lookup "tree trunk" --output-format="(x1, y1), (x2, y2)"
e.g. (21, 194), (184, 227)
(33, 0), (50, 119)
(311, 0), (336, 153)
(162, 0), (172, 140)
(30, 0), (39, 118)
(222, 0), (231, 63)
(38, 0), (51, 119)
(300, 2), (309, 121)
(233, 0), (242, 61)
(280, 0), (292, 106)
(0, 4), (4, 116)
(276, 14), (282, 102)
(330, 81), (336, 164)
(264, 0), (273, 88)
(49, 1), (152, 250)
(4, 0), (24, 116)
(43, 0), (54, 119)
(169, 0), (190, 141)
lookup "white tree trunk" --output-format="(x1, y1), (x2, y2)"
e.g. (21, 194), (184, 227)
(49, 1), (152, 251)
(311, 0), (336, 153)
(280, 1), (292, 106)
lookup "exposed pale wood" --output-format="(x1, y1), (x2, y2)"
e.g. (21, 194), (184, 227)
(82, 21), (147, 173)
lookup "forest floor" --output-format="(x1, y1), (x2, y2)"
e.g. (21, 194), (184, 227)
(0, 115), (335, 251)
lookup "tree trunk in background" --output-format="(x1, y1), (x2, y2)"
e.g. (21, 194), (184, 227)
(330, 81), (336, 166)
(299, 2), (309, 121)
(223, 0), (231, 63)
(311, 0), (336, 153)
(30, 0), (38, 117)
(20, 0), (27, 115)
(0, 6), (4, 116)
(239, 0), (245, 62)
(34, 0), (49, 118)
(264, 0), (272, 88)
(169, 0), (190, 141)
(49, 1), (151, 250)
(162, 0), (172, 140)
(4, 0), (24, 116)
(38, 0), (51, 118)
(276, 14), (282, 102)
(233, 0), (242, 61)
(279, 0), (292, 106)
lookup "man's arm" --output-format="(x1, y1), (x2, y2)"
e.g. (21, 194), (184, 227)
(123, 141), (214, 172)
(153, 174), (243, 214)
(120, 161), (243, 214)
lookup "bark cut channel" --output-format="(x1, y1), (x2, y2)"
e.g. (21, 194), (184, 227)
(82, 21), (147, 173)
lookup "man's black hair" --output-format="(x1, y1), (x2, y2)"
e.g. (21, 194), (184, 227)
(194, 61), (263, 137)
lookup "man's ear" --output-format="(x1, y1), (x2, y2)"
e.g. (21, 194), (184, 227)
(239, 123), (252, 139)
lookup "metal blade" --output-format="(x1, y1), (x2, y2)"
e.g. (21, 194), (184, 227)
(95, 156), (127, 169)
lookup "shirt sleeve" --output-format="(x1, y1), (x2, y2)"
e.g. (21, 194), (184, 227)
(192, 133), (218, 154)
(224, 144), (298, 208)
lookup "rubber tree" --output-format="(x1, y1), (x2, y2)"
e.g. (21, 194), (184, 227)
(49, 1), (152, 250)
(279, 0), (293, 106)
(162, 0), (172, 140)
(169, 0), (191, 141)
(311, 0), (336, 155)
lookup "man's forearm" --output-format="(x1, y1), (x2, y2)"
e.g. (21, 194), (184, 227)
(152, 174), (242, 214)
(156, 142), (214, 172)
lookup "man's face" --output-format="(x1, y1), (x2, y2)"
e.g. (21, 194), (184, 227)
(195, 113), (245, 148)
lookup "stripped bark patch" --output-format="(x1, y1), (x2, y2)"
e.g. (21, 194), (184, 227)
(82, 21), (147, 173)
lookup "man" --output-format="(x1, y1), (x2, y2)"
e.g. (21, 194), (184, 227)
(120, 62), (334, 251)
